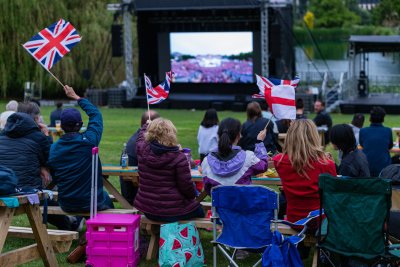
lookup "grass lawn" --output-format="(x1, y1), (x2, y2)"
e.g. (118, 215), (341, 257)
(3, 104), (400, 266)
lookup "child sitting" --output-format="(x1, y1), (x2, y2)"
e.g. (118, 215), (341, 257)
(201, 117), (269, 194)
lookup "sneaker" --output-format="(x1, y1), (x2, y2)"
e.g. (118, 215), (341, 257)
(71, 216), (85, 232)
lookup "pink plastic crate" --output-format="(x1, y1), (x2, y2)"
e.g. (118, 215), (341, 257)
(86, 214), (140, 267)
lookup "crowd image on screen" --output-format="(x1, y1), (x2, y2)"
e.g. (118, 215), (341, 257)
(171, 54), (253, 83)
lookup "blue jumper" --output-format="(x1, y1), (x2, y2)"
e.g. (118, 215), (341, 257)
(359, 123), (393, 177)
(48, 98), (110, 212)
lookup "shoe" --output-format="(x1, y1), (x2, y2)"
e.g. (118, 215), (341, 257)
(235, 250), (249, 260)
(71, 216), (85, 232)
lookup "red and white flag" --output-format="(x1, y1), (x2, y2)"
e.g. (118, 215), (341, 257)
(254, 74), (299, 120)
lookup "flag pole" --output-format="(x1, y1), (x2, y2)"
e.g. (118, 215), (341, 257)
(144, 73), (151, 121)
(46, 68), (65, 87)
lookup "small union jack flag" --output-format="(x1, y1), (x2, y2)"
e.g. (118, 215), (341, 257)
(254, 74), (300, 120)
(23, 19), (81, 70)
(145, 71), (173, 105)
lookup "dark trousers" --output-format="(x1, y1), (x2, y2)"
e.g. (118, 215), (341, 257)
(144, 206), (205, 223)
(119, 177), (138, 205)
(43, 199), (75, 230)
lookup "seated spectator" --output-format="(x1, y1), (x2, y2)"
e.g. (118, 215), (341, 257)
(359, 106), (393, 177)
(273, 119), (337, 225)
(120, 110), (160, 204)
(260, 101), (278, 134)
(313, 99), (332, 145)
(48, 85), (113, 213)
(0, 100), (18, 130)
(239, 101), (277, 154)
(134, 118), (204, 222)
(275, 119), (292, 134)
(49, 102), (63, 127)
(349, 113), (364, 145)
(330, 124), (370, 177)
(295, 98), (307, 119)
(197, 108), (219, 163)
(201, 118), (269, 194)
(379, 164), (400, 240)
(0, 101), (78, 230)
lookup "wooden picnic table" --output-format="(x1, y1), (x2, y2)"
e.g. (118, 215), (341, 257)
(102, 164), (282, 208)
(0, 193), (58, 267)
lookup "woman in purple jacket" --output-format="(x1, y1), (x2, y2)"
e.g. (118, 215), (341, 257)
(201, 117), (269, 194)
(134, 118), (204, 222)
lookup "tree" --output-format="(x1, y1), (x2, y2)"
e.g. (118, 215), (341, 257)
(309, 0), (360, 28)
(372, 0), (400, 27)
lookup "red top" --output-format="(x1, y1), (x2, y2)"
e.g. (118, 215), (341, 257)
(273, 154), (337, 223)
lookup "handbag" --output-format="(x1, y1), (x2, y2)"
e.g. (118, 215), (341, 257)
(159, 222), (205, 267)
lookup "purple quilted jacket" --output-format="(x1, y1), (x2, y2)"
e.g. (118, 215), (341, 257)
(133, 124), (200, 217)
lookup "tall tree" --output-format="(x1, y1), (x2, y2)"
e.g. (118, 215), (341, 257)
(309, 0), (360, 28)
(372, 0), (400, 27)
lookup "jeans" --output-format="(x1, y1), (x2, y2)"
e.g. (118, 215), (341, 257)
(144, 206), (205, 223)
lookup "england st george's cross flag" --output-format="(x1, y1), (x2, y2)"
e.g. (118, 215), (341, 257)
(23, 19), (81, 70)
(253, 74), (300, 120)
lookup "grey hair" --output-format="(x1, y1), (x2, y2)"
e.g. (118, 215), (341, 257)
(6, 100), (18, 112)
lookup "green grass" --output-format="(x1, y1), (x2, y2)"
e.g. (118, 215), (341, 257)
(4, 105), (400, 266)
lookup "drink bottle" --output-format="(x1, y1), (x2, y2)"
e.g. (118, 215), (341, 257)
(121, 143), (128, 169)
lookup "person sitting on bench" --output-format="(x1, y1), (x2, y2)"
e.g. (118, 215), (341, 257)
(48, 85), (113, 213)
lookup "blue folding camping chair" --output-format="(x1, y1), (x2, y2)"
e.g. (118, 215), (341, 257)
(211, 185), (312, 267)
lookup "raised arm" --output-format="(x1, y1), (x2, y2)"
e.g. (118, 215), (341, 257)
(63, 85), (103, 146)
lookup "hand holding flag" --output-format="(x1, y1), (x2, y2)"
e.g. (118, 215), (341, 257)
(23, 19), (81, 86)
(253, 74), (300, 120)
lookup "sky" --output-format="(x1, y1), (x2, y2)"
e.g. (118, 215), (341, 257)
(170, 32), (253, 55)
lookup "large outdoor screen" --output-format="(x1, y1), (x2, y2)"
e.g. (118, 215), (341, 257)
(170, 32), (253, 83)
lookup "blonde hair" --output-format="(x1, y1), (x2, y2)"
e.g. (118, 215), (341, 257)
(280, 119), (329, 178)
(145, 118), (178, 147)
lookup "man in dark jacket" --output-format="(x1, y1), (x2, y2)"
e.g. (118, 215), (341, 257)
(313, 100), (332, 145)
(120, 110), (160, 204)
(359, 106), (393, 176)
(0, 112), (50, 189)
(49, 102), (63, 127)
(48, 85), (112, 212)
(0, 105), (78, 230)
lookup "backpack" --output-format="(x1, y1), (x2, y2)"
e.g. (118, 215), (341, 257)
(0, 165), (19, 196)
(379, 164), (400, 186)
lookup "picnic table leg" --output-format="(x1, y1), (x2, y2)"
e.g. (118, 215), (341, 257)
(0, 207), (14, 252)
(103, 177), (133, 209)
(146, 224), (160, 260)
(25, 204), (58, 267)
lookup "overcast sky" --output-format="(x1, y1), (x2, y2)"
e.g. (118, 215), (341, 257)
(170, 32), (253, 55)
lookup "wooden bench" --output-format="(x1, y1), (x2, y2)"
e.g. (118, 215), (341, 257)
(140, 216), (218, 260)
(41, 206), (139, 216)
(3, 226), (78, 266)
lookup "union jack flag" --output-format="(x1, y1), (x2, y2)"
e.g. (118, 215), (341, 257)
(253, 74), (300, 120)
(23, 19), (81, 70)
(145, 71), (173, 105)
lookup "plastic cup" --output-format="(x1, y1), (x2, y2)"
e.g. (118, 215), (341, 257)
(55, 120), (61, 131)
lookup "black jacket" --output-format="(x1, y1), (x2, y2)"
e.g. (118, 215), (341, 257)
(239, 117), (277, 154)
(339, 149), (370, 178)
(0, 112), (51, 189)
(313, 110), (332, 144)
